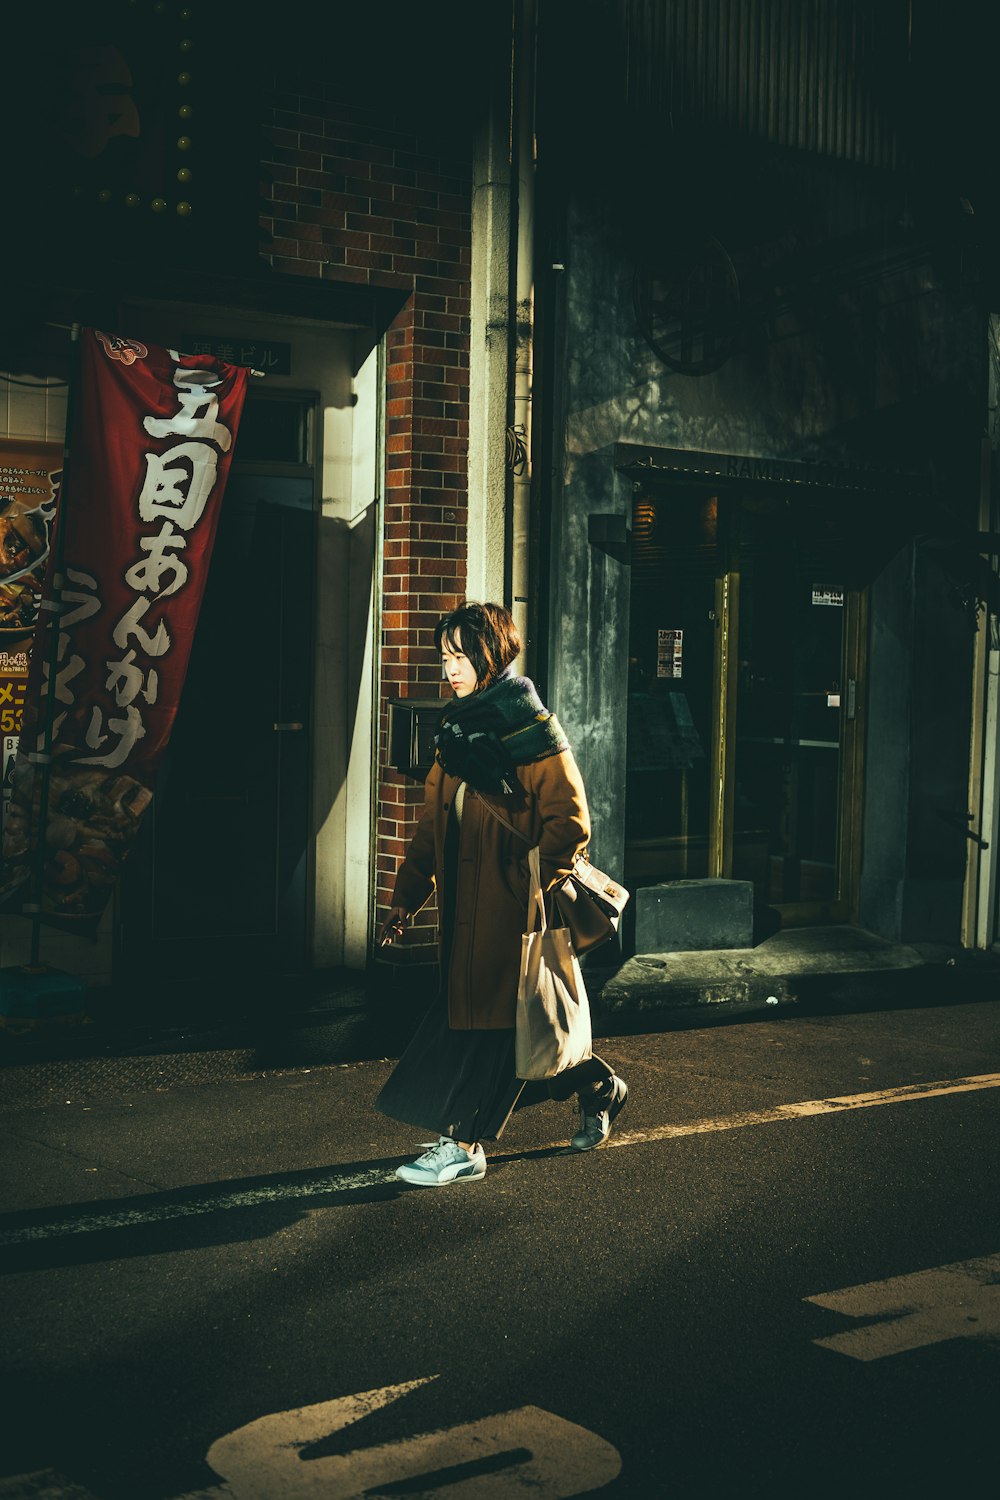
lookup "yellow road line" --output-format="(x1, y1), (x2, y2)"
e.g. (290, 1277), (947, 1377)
(3, 1074), (999, 1247)
(604, 1071), (1000, 1150)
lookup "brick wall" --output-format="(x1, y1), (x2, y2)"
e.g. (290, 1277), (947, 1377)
(259, 81), (471, 963)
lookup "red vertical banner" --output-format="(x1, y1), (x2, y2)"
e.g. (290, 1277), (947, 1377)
(0, 329), (249, 933)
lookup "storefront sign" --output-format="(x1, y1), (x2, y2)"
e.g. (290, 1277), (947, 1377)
(182, 335), (291, 375)
(657, 628), (683, 678)
(0, 329), (248, 932)
(812, 588), (845, 606)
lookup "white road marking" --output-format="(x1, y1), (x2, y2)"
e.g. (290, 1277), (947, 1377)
(0, 1166), (398, 1247)
(2, 1072), (998, 1249)
(806, 1253), (1000, 1361)
(169, 1379), (622, 1499)
(0, 1470), (102, 1499)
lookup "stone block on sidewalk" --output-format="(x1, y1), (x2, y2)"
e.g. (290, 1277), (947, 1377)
(634, 878), (753, 952)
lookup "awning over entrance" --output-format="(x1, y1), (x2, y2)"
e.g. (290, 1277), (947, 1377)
(615, 442), (997, 606)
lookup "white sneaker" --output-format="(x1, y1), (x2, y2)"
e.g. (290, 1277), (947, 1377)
(396, 1137), (487, 1186)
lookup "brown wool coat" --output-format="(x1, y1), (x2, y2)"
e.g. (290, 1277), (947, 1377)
(391, 750), (591, 1030)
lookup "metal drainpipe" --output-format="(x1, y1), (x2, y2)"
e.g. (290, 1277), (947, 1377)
(963, 318), (1000, 948)
(974, 319), (1000, 946)
(509, 0), (536, 667)
(976, 610), (1000, 947)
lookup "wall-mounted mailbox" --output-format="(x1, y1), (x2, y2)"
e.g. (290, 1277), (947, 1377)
(388, 698), (445, 782)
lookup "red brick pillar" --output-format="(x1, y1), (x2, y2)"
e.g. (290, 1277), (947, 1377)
(376, 290), (470, 964)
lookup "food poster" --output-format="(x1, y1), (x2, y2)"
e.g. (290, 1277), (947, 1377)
(0, 331), (248, 933)
(0, 440), (63, 835)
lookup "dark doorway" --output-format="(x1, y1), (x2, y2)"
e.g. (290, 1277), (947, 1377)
(118, 396), (316, 998)
(730, 493), (866, 923)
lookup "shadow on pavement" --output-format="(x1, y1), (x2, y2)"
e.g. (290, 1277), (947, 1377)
(0, 1156), (410, 1276)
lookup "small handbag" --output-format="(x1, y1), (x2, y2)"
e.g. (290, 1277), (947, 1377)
(471, 789), (630, 956)
(515, 847), (594, 1080)
(551, 854), (629, 956)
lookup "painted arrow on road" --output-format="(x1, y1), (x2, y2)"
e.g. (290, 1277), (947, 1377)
(168, 1376), (622, 1498)
(806, 1252), (1000, 1361)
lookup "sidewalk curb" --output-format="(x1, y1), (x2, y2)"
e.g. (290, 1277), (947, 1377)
(1, 942), (997, 1109)
(593, 947), (925, 1016)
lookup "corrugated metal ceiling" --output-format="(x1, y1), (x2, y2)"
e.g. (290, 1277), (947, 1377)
(621, 0), (911, 170)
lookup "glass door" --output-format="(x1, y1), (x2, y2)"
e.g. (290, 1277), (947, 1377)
(626, 482), (867, 930)
(625, 487), (718, 886)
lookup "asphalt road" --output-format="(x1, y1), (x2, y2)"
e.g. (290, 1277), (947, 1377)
(1, 997), (999, 1499)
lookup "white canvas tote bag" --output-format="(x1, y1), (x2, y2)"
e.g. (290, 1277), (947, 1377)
(515, 847), (594, 1080)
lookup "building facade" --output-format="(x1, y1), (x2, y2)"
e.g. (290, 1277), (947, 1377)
(3, 0), (999, 1011)
(534, 0), (1000, 953)
(2, 3), (480, 994)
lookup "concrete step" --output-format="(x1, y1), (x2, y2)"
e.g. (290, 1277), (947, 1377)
(593, 926), (997, 1022)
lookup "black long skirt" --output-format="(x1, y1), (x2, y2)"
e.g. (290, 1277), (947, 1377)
(375, 806), (526, 1142)
(374, 987), (525, 1142)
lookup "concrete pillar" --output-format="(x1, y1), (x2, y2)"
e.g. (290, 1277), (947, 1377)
(467, 20), (513, 608)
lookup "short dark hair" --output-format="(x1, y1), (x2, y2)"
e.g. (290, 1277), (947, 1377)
(434, 601), (521, 688)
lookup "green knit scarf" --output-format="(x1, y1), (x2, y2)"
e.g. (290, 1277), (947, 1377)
(434, 670), (569, 795)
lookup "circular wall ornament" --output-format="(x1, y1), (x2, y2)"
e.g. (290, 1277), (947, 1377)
(633, 235), (742, 376)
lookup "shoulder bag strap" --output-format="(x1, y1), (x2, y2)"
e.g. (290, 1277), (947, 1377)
(469, 786), (592, 871)
(468, 786), (532, 844)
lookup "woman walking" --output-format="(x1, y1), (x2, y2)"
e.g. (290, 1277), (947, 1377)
(376, 601), (628, 1187)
